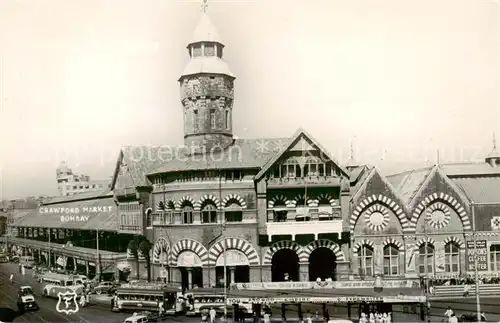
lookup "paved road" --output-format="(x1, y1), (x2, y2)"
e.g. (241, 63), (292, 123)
(2, 261), (500, 323)
(0, 262), (131, 323)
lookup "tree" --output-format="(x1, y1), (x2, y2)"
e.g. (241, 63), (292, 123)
(127, 238), (141, 280)
(139, 240), (153, 282)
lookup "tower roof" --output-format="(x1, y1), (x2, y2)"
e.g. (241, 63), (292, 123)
(180, 58), (234, 79)
(189, 11), (223, 45)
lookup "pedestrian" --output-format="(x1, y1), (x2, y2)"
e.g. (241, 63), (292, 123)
(201, 309), (208, 323)
(324, 309), (329, 323)
(9, 273), (14, 284)
(444, 306), (454, 319)
(463, 284), (470, 297)
(210, 307), (216, 323)
(264, 312), (271, 323)
(449, 313), (458, 323)
(306, 310), (313, 323)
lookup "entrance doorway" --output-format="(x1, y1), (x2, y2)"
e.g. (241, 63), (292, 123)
(309, 248), (337, 281)
(180, 267), (203, 291)
(272, 249), (299, 282)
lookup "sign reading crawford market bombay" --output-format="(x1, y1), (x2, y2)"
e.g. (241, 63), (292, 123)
(39, 206), (114, 214)
(232, 280), (415, 290)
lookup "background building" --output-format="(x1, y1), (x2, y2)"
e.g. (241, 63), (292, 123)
(56, 161), (110, 196)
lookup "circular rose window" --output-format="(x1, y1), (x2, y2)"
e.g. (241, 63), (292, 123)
(426, 202), (451, 229)
(364, 204), (390, 231)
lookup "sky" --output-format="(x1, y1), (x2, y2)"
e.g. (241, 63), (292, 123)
(0, 0), (499, 199)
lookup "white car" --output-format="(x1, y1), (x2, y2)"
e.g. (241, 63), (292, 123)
(124, 314), (149, 323)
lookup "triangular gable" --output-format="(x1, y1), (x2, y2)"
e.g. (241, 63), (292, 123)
(255, 128), (349, 180)
(351, 167), (407, 209)
(110, 149), (138, 191)
(408, 165), (470, 210)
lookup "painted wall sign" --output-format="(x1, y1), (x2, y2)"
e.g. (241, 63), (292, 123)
(228, 295), (424, 304)
(40, 206), (114, 214)
(466, 240), (487, 271)
(216, 250), (249, 267)
(177, 251), (202, 267)
(233, 280), (416, 290)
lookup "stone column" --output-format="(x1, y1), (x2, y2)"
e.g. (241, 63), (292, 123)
(86, 261), (89, 276)
(202, 267), (211, 287)
(299, 263), (309, 281)
(230, 267), (236, 284)
(187, 268), (193, 289)
(336, 261), (350, 281)
(73, 257), (77, 271)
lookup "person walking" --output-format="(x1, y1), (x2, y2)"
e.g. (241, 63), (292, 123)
(209, 307), (216, 323)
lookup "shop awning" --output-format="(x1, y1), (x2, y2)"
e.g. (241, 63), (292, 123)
(12, 197), (118, 232)
(226, 288), (425, 304)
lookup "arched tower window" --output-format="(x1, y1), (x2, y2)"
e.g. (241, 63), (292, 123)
(193, 109), (199, 132)
(202, 201), (218, 224)
(359, 245), (374, 277)
(181, 201), (194, 224)
(444, 242), (460, 273)
(225, 110), (230, 130)
(418, 243), (435, 274)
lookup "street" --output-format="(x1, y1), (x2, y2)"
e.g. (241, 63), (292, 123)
(1, 261), (500, 323)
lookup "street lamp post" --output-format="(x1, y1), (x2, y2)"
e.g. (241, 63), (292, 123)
(471, 202), (481, 323)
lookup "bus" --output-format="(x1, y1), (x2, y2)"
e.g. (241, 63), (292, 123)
(185, 288), (252, 317)
(41, 273), (85, 299)
(113, 283), (184, 315)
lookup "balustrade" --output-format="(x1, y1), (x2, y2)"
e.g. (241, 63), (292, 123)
(152, 209), (257, 226)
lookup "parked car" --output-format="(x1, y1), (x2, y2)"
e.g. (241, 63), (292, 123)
(93, 281), (115, 295)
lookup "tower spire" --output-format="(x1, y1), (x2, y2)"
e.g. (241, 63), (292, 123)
(350, 142), (354, 161)
(201, 0), (208, 13)
(493, 132), (497, 150)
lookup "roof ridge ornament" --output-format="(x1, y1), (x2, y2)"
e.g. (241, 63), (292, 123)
(201, 0), (208, 13)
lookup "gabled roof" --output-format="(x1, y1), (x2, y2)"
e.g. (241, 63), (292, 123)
(255, 128), (349, 181)
(386, 166), (434, 207)
(440, 162), (500, 177)
(350, 167), (405, 208)
(452, 176), (500, 204)
(148, 138), (286, 176)
(43, 189), (112, 205)
(349, 165), (372, 198)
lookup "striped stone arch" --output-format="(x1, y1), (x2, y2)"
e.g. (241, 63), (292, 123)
(156, 200), (175, 211)
(350, 194), (409, 233)
(304, 239), (345, 262)
(171, 239), (209, 266)
(267, 195), (288, 208)
(195, 194), (221, 211)
(152, 238), (171, 264)
(126, 240), (146, 260)
(353, 239), (375, 257)
(208, 237), (260, 266)
(443, 236), (465, 249)
(291, 194), (308, 208)
(382, 238), (404, 254)
(222, 194), (247, 209)
(411, 192), (471, 231)
(263, 241), (306, 265)
(308, 193), (337, 207)
(416, 237), (436, 248)
(175, 196), (195, 210)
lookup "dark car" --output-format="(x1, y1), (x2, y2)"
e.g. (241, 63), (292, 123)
(17, 286), (39, 313)
(459, 313), (489, 322)
(93, 281), (115, 295)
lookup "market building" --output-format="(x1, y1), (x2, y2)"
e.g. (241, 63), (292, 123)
(6, 1), (500, 289)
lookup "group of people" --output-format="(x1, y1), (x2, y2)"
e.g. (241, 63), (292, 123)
(444, 306), (487, 323)
(359, 311), (392, 323)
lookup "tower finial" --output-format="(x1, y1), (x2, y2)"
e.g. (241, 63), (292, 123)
(201, 0), (208, 13)
(350, 141), (354, 161)
(493, 132), (497, 150)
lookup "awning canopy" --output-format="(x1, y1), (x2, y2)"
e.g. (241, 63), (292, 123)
(12, 197), (118, 231)
(226, 288), (425, 304)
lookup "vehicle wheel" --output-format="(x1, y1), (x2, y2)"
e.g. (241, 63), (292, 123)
(96, 290), (101, 295)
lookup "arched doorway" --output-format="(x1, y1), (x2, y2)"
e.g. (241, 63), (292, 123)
(177, 251), (203, 291)
(309, 248), (336, 281)
(215, 250), (250, 287)
(272, 249), (299, 282)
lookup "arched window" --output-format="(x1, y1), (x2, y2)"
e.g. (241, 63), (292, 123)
(181, 201), (194, 225)
(146, 209), (152, 228)
(383, 245), (399, 276)
(225, 110), (230, 130)
(490, 245), (500, 271)
(418, 244), (435, 274)
(202, 203), (218, 224)
(303, 157), (325, 177)
(272, 198), (288, 222)
(193, 109), (198, 131)
(359, 245), (374, 277)
(224, 201), (243, 222)
(444, 242), (460, 273)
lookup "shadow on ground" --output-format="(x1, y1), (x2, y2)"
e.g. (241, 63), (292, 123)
(0, 307), (19, 322)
